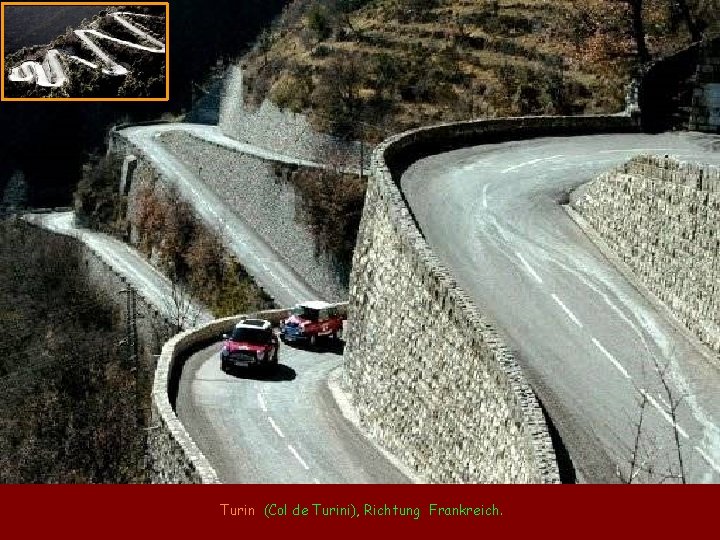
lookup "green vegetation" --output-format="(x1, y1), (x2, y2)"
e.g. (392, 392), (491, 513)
(243, 0), (720, 141)
(0, 220), (148, 482)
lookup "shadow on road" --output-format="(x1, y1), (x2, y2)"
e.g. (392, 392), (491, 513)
(282, 339), (345, 356)
(227, 364), (297, 382)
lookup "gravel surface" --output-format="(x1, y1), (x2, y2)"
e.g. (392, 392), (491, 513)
(159, 130), (348, 301)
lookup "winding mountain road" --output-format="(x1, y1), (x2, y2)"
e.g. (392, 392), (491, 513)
(402, 131), (720, 483)
(116, 123), (412, 483)
(119, 124), (326, 307)
(8, 11), (164, 88)
(23, 211), (211, 325)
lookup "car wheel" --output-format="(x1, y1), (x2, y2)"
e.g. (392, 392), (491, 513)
(309, 334), (317, 349)
(272, 349), (279, 365)
(221, 359), (229, 373)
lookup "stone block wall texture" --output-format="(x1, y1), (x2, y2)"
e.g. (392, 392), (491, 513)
(157, 131), (348, 300)
(575, 155), (720, 356)
(149, 304), (347, 483)
(346, 114), (636, 484)
(110, 126), (349, 301)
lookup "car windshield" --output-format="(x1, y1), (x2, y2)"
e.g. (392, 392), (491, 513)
(230, 327), (272, 344)
(291, 306), (319, 321)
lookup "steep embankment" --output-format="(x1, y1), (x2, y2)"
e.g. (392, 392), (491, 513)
(4, 5), (166, 98)
(239, 0), (714, 141)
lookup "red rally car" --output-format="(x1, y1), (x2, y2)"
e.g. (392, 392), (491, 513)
(221, 318), (279, 372)
(279, 301), (344, 347)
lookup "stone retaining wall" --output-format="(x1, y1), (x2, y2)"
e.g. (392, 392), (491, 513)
(345, 114), (637, 484)
(157, 130), (349, 300)
(574, 155), (720, 357)
(148, 304), (348, 483)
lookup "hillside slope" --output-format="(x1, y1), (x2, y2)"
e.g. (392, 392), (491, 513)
(4, 5), (165, 98)
(240, 0), (719, 141)
(4, 5), (104, 53)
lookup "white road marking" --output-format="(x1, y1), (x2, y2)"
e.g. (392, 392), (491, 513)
(516, 252), (543, 284)
(591, 338), (630, 380)
(501, 155), (563, 174)
(267, 417), (284, 438)
(257, 393), (267, 413)
(551, 294), (583, 328)
(313, 478), (321, 484)
(639, 389), (689, 439)
(288, 444), (310, 470)
(694, 446), (720, 475)
(482, 184), (489, 209)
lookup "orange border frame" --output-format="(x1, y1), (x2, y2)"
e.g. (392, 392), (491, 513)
(1, 1), (169, 101)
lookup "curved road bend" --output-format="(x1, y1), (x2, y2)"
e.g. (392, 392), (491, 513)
(120, 124), (324, 307)
(403, 131), (720, 483)
(177, 343), (410, 484)
(119, 125), (410, 483)
(23, 211), (211, 324)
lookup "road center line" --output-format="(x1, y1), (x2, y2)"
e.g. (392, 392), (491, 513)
(267, 416), (284, 438)
(482, 184), (489, 209)
(288, 444), (310, 470)
(591, 338), (630, 380)
(257, 393), (267, 413)
(694, 446), (720, 475)
(313, 478), (321, 484)
(551, 294), (583, 328)
(639, 389), (689, 439)
(516, 252), (543, 284)
(501, 154), (564, 174)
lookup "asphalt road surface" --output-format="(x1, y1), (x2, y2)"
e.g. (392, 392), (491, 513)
(120, 124), (324, 307)
(402, 131), (720, 483)
(176, 341), (411, 483)
(24, 211), (211, 325)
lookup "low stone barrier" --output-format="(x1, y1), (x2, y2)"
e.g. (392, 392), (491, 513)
(148, 303), (348, 483)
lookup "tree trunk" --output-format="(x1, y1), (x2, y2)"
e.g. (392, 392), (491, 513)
(675, 0), (702, 42)
(628, 0), (650, 63)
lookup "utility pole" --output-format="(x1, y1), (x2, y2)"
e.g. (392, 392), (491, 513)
(120, 288), (143, 428)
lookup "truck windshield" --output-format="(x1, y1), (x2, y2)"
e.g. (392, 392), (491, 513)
(230, 327), (272, 344)
(292, 306), (319, 321)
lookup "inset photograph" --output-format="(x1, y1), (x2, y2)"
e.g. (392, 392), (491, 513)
(1, 2), (168, 100)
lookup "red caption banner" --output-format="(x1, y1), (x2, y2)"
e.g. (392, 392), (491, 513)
(0, 484), (716, 536)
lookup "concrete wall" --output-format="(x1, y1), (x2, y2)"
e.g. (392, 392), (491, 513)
(345, 114), (637, 484)
(574, 155), (720, 357)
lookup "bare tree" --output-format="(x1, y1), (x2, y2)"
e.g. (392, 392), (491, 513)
(650, 355), (687, 483)
(620, 354), (688, 483)
(164, 277), (199, 333)
(625, 0), (651, 63)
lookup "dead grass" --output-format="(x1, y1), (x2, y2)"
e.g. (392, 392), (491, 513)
(242, 0), (704, 137)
